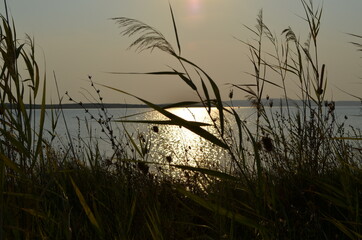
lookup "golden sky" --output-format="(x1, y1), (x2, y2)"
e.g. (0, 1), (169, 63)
(6, 0), (362, 103)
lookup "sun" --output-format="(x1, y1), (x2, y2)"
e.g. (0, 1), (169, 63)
(187, 0), (202, 15)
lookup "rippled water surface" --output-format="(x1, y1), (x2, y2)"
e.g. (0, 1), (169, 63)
(39, 105), (362, 168)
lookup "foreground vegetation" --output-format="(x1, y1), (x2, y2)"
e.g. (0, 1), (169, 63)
(1, 1), (362, 239)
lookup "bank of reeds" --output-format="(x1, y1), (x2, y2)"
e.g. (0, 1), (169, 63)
(1, 0), (362, 239)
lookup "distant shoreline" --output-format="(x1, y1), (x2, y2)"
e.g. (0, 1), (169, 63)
(5, 100), (361, 109)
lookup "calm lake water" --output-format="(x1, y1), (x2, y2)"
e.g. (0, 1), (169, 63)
(39, 105), (362, 167)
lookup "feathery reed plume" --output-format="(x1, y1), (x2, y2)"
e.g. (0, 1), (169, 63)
(112, 17), (176, 56)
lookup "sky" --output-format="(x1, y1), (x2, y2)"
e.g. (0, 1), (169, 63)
(5, 0), (362, 104)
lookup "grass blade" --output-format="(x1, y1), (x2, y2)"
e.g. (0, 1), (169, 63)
(33, 77), (46, 168)
(108, 71), (182, 75)
(124, 128), (144, 157)
(70, 177), (101, 233)
(0, 152), (22, 174)
(177, 56), (225, 136)
(114, 119), (210, 127)
(171, 68), (197, 90)
(199, 71), (211, 113)
(98, 84), (228, 149)
(171, 164), (238, 181)
(169, 3), (181, 56)
(177, 187), (266, 231)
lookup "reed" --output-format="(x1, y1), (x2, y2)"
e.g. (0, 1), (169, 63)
(108, 0), (362, 238)
(0, 0), (361, 239)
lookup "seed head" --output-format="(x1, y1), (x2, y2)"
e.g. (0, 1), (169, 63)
(261, 136), (274, 152)
(229, 89), (233, 99)
(152, 126), (159, 133)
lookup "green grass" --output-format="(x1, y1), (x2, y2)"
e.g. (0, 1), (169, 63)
(1, 0), (362, 239)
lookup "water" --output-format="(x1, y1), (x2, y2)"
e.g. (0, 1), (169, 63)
(39, 105), (362, 168)
(42, 107), (235, 168)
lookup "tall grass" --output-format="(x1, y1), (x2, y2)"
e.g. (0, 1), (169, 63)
(0, 0), (362, 239)
(0, 14), (47, 238)
(109, 0), (362, 238)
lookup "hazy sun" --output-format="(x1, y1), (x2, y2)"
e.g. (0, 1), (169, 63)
(188, 0), (202, 15)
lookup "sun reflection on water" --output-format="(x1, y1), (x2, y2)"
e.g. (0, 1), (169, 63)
(142, 108), (227, 172)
